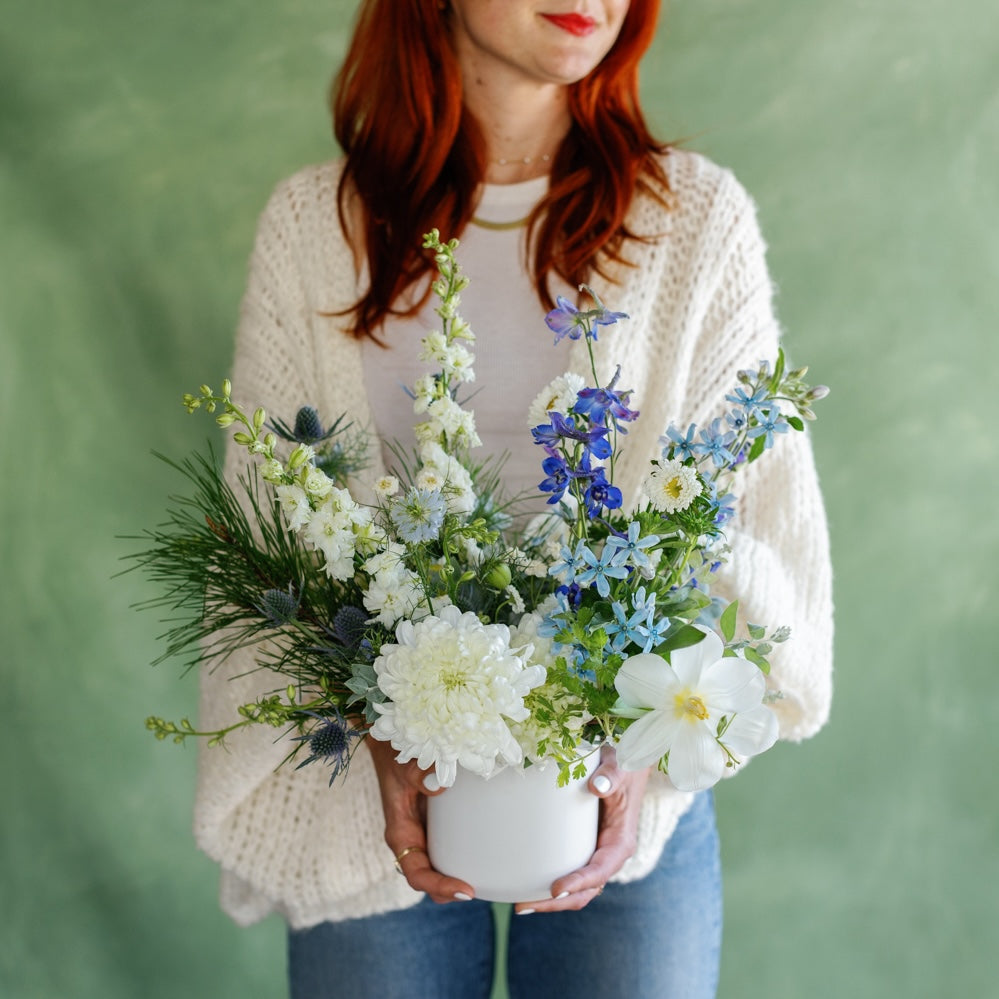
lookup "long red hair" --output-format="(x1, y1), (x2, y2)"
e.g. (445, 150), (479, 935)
(332, 0), (668, 339)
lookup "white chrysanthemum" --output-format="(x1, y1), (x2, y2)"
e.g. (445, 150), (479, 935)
(527, 372), (586, 429)
(275, 483), (311, 532)
(373, 474), (400, 499)
(370, 605), (547, 786)
(613, 629), (778, 791)
(643, 459), (702, 514)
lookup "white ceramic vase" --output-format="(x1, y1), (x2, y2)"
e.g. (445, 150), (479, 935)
(426, 753), (600, 903)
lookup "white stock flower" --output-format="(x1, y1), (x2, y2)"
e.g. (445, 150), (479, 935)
(418, 443), (476, 515)
(643, 459), (702, 514)
(426, 397), (481, 448)
(411, 374), (437, 414)
(362, 568), (424, 628)
(275, 483), (311, 532)
(613, 629), (778, 791)
(370, 605), (546, 787)
(302, 467), (333, 500)
(527, 372), (586, 429)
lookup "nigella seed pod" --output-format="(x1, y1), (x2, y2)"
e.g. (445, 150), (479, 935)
(293, 406), (324, 442)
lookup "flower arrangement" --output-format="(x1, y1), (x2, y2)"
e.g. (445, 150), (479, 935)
(129, 231), (827, 793)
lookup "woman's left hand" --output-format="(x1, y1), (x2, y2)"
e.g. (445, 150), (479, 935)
(513, 745), (650, 914)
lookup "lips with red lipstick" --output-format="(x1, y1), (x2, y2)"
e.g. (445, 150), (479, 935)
(540, 11), (598, 37)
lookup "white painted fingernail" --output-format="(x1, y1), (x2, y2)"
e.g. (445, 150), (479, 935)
(454, 891), (473, 901)
(423, 773), (440, 792)
(517, 908), (536, 916)
(592, 775), (612, 793)
(554, 890), (570, 900)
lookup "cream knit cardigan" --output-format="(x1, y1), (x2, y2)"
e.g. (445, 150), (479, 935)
(194, 149), (834, 929)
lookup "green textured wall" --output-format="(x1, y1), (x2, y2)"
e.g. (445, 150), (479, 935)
(2, 2), (995, 996)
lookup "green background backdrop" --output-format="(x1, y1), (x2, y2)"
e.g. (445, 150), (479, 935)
(2, 1), (996, 996)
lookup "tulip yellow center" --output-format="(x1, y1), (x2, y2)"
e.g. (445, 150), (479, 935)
(675, 692), (710, 721)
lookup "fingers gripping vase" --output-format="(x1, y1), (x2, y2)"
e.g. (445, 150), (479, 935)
(426, 754), (600, 903)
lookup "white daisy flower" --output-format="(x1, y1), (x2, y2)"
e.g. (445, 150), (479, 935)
(527, 372), (586, 429)
(642, 459), (702, 514)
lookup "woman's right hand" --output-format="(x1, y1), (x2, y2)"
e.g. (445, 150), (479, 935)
(365, 736), (476, 904)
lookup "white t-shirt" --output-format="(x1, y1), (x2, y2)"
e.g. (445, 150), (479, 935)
(361, 176), (575, 515)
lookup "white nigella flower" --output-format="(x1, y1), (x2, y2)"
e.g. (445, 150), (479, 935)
(643, 459), (702, 514)
(370, 605), (546, 787)
(527, 372), (586, 430)
(613, 629), (778, 791)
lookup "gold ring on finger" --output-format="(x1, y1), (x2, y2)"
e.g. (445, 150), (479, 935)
(393, 845), (426, 875)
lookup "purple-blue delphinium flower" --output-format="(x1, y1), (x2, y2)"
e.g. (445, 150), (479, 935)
(747, 405), (790, 450)
(389, 487), (447, 543)
(583, 470), (623, 518)
(660, 423), (698, 461)
(531, 411), (612, 460)
(573, 367), (640, 431)
(545, 295), (630, 344)
(575, 544), (629, 598)
(605, 521), (660, 572)
(692, 418), (738, 468)
(538, 453), (571, 504)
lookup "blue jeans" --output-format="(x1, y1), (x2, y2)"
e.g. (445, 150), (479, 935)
(288, 790), (721, 998)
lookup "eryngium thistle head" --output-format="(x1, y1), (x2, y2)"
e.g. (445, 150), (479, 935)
(333, 605), (369, 649)
(296, 716), (360, 784)
(255, 585), (299, 626)
(293, 406), (324, 442)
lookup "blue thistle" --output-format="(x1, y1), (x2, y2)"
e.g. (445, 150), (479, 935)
(294, 714), (360, 785)
(333, 605), (369, 650)
(254, 584), (300, 626)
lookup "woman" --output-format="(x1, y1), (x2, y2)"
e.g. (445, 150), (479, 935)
(194, 1), (833, 996)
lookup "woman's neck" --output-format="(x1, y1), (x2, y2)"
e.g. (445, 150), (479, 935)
(463, 75), (571, 184)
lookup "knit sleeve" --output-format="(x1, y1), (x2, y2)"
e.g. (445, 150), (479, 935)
(190, 171), (416, 928)
(687, 172), (834, 743)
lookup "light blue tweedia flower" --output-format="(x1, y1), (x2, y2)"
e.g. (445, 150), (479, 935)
(725, 408), (749, 433)
(642, 613), (672, 653)
(605, 599), (652, 653)
(726, 385), (771, 411)
(747, 405), (790, 450)
(692, 418), (738, 468)
(389, 487), (447, 543)
(548, 539), (588, 585)
(660, 423), (698, 461)
(605, 521), (660, 572)
(575, 544), (629, 598)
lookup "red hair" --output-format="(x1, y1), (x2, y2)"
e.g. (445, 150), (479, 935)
(332, 0), (668, 339)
